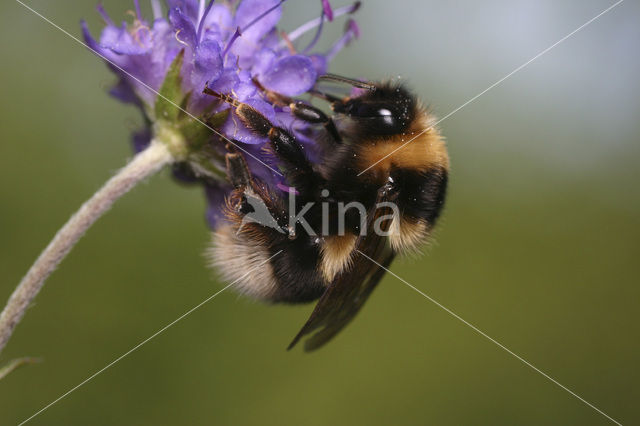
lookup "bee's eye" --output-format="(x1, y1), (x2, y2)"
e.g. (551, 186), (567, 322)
(351, 102), (390, 117)
(346, 102), (399, 133)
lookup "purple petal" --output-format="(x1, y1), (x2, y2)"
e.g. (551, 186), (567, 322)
(261, 27), (281, 50)
(200, 4), (234, 40)
(221, 119), (266, 145)
(191, 39), (223, 90)
(251, 48), (277, 77)
(234, 70), (258, 101)
(169, 7), (197, 48)
(205, 183), (232, 228)
(132, 127), (152, 153)
(166, 0), (200, 22)
(308, 54), (328, 76)
(100, 23), (151, 55)
(234, 0), (282, 41)
(207, 68), (239, 95)
(189, 64), (234, 116)
(82, 20), (129, 70)
(135, 19), (182, 98)
(81, 20), (103, 53)
(109, 78), (139, 104)
(258, 55), (317, 96)
(237, 144), (281, 185)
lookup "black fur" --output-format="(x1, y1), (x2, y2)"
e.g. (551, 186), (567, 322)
(268, 235), (327, 303)
(392, 167), (448, 225)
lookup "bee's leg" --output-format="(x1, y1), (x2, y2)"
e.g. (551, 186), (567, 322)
(204, 86), (320, 195)
(264, 126), (319, 196)
(252, 81), (342, 144)
(224, 146), (252, 190)
(289, 101), (342, 143)
(223, 148), (258, 217)
(223, 148), (295, 239)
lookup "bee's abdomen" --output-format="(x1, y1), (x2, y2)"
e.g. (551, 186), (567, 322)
(207, 224), (327, 304)
(207, 225), (280, 301)
(268, 236), (327, 303)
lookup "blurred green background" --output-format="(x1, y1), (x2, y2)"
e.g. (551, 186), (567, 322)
(1, 0), (639, 424)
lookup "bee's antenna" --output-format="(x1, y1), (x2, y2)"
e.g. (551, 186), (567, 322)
(318, 74), (376, 91)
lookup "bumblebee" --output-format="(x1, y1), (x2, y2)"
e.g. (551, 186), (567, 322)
(203, 75), (449, 351)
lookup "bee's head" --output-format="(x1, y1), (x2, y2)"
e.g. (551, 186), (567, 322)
(333, 83), (418, 137)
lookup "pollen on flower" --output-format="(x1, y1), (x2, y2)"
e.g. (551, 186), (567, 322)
(83, 0), (362, 228)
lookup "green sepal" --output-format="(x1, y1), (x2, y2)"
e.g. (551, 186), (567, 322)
(155, 49), (185, 122)
(178, 109), (230, 151)
(151, 49), (232, 182)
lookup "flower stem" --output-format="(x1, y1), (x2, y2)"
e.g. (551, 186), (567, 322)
(0, 357), (41, 381)
(0, 141), (173, 356)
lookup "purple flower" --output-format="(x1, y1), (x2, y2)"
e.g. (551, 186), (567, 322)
(83, 0), (361, 227)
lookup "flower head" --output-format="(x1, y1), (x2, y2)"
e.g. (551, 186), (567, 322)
(83, 0), (361, 226)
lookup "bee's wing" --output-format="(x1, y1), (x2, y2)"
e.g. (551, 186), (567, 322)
(288, 190), (396, 351)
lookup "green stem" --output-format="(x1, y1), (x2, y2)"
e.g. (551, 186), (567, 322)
(0, 141), (173, 356)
